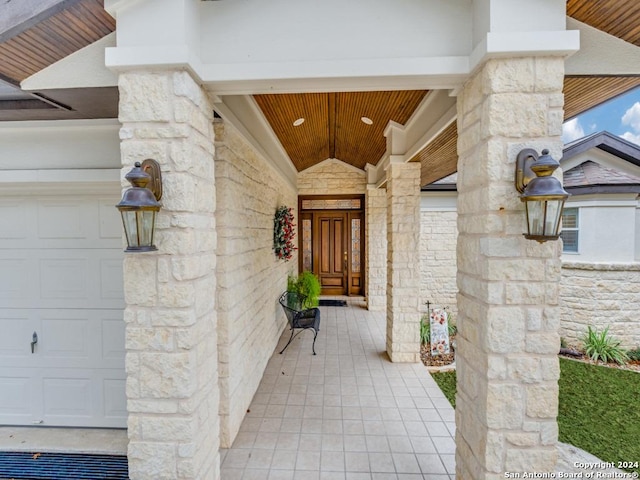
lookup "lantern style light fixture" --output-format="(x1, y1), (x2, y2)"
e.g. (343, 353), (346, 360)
(514, 148), (569, 243)
(116, 159), (162, 252)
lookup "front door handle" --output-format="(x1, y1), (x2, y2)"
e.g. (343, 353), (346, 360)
(344, 251), (348, 270)
(31, 331), (38, 354)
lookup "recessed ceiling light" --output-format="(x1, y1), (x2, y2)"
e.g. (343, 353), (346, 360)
(293, 118), (305, 126)
(361, 116), (373, 125)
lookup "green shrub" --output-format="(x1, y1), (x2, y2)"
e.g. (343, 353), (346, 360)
(627, 348), (640, 362)
(420, 315), (430, 344)
(560, 337), (567, 349)
(287, 271), (321, 308)
(582, 326), (629, 365)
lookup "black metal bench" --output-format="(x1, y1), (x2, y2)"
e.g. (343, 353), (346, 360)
(278, 291), (321, 355)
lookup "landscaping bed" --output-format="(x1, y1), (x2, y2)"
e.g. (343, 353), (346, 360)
(430, 359), (640, 474)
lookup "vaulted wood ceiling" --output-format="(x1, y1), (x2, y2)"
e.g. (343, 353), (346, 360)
(254, 91), (428, 171)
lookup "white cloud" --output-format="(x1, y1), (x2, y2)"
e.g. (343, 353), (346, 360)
(621, 102), (640, 131)
(562, 118), (585, 143)
(621, 131), (640, 146)
(620, 102), (640, 145)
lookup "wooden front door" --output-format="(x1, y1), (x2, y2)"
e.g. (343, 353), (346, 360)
(317, 212), (348, 295)
(299, 196), (365, 296)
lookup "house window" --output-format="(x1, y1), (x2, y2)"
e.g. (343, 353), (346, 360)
(561, 207), (579, 253)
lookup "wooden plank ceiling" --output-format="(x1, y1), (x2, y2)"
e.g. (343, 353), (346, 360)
(567, 0), (640, 46)
(254, 91), (428, 171)
(0, 0), (116, 120)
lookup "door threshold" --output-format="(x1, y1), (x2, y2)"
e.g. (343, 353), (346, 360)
(0, 426), (127, 455)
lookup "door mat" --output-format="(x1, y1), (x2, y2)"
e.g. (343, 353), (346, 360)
(318, 299), (347, 307)
(0, 452), (129, 479)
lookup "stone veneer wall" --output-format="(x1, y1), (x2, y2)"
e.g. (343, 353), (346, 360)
(214, 120), (298, 448)
(560, 262), (640, 349)
(366, 186), (387, 311)
(455, 57), (565, 477)
(386, 162), (422, 362)
(297, 158), (366, 195)
(119, 71), (219, 480)
(420, 209), (458, 318)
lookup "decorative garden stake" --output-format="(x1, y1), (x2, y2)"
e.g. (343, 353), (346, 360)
(273, 205), (296, 261)
(429, 307), (451, 356)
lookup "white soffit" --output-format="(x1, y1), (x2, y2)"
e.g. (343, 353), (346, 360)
(21, 33), (118, 91)
(565, 18), (640, 76)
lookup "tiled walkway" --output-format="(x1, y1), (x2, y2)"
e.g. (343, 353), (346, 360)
(220, 302), (456, 480)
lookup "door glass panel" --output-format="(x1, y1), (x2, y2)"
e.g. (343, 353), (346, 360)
(301, 199), (361, 210)
(302, 218), (312, 271)
(351, 218), (361, 273)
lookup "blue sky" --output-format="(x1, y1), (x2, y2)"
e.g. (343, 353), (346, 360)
(562, 86), (640, 145)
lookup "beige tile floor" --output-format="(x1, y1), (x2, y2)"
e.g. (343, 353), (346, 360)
(220, 301), (456, 480)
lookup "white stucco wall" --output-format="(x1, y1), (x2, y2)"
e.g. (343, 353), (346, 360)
(562, 195), (639, 263)
(0, 119), (120, 171)
(215, 120), (297, 448)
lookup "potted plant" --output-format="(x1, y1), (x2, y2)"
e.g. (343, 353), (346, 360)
(287, 271), (321, 308)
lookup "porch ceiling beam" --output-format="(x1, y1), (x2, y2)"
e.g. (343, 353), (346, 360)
(0, 0), (82, 43)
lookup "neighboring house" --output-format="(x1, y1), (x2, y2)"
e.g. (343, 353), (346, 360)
(559, 132), (640, 348)
(1, 1), (640, 479)
(420, 132), (640, 348)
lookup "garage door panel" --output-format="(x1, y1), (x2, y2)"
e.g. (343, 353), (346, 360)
(100, 258), (124, 301)
(40, 369), (126, 428)
(104, 378), (127, 420)
(41, 318), (90, 359)
(0, 196), (122, 250)
(0, 250), (124, 309)
(38, 200), (89, 240)
(43, 377), (93, 418)
(0, 199), (30, 240)
(0, 316), (32, 358)
(0, 375), (33, 416)
(102, 318), (126, 364)
(99, 199), (123, 239)
(0, 258), (31, 301)
(40, 258), (89, 300)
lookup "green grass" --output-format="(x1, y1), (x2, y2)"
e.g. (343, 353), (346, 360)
(431, 371), (457, 408)
(558, 358), (640, 473)
(430, 359), (640, 473)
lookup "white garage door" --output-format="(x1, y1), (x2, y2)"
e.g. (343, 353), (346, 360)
(0, 193), (126, 428)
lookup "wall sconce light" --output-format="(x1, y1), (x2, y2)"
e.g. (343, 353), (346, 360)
(116, 159), (162, 252)
(515, 148), (569, 243)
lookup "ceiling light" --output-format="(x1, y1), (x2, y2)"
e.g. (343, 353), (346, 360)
(361, 117), (373, 125)
(293, 118), (305, 126)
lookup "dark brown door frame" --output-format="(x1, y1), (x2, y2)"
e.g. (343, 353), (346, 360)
(298, 194), (365, 296)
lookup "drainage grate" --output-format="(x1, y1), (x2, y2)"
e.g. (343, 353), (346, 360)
(0, 452), (129, 480)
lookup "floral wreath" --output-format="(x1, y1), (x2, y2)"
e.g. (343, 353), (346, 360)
(273, 206), (296, 261)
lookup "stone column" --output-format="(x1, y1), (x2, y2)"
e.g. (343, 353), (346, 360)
(455, 57), (565, 478)
(386, 161), (421, 362)
(119, 71), (219, 480)
(366, 185), (387, 311)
